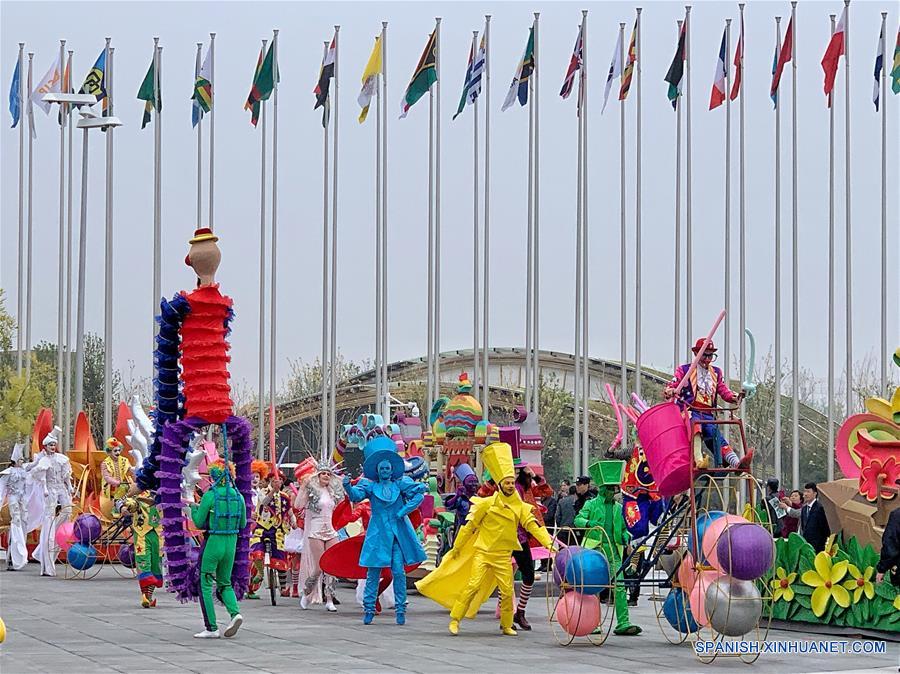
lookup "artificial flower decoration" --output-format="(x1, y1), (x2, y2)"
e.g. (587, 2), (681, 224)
(823, 533), (839, 558)
(893, 594), (900, 612)
(801, 552), (850, 617)
(771, 567), (797, 603)
(842, 564), (876, 603)
(858, 455), (899, 502)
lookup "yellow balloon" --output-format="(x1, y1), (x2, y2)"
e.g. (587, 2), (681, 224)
(0, 616), (6, 643)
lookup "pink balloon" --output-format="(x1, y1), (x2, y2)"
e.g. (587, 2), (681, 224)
(556, 592), (601, 637)
(689, 570), (723, 627)
(702, 514), (748, 571)
(677, 552), (696, 593)
(55, 521), (76, 552)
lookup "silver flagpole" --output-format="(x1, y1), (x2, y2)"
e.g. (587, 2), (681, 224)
(270, 29), (280, 456)
(195, 43), (202, 228)
(56, 40), (66, 428)
(573, 92), (583, 477)
(685, 6), (693, 352)
(774, 16), (783, 485)
(381, 21), (389, 417)
(482, 15), (491, 418)
(375, 39), (383, 417)
(674, 23), (682, 371)
(320, 41), (330, 456)
(843, 0), (852, 416)
(620, 21), (628, 409)
(828, 14), (836, 482)
(724, 20), (732, 387)
(738, 3), (747, 409)
(790, 1), (799, 489)
(257, 38), (268, 459)
(581, 9), (590, 468)
(635, 8), (643, 399)
(16, 43), (24, 377)
(152, 38), (161, 358)
(434, 17), (442, 403)
(209, 32), (215, 230)
(330, 26), (341, 447)
(104, 45), (115, 440)
(64, 49), (74, 448)
(879, 12), (887, 396)
(533, 11), (541, 417)
(74, 110), (90, 416)
(25, 52), (34, 381)
(472, 32), (481, 399)
(525, 68), (534, 412)
(427, 87), (434, 416)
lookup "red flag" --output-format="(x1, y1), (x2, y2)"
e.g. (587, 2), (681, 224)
(730, 16), (743, 100)
(770, 17), (793, 99)
(821, 7), (846, 96)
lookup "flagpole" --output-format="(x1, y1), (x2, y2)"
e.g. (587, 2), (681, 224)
(270, 29), (280, 460)
(790, 1), (799, 489)
(533, 11), (541, 417)
(104, 44), (115, 440)
(482, 15), (491, 419)
(724, 20), (732, 387)
(674, 23), (682, 372)
(375, 39), (383, 417)
(774, 15), (783, 485)
(880, 12), (888, 396)
(381, 21), (389, 417)
(573, 86), (583, 477)
(257, 37), (268, 459)
(330, 25), (341, 448)
(434, 17), (442, 403)
(74, 102), (90, 417)
(843, 0), (852, 417)
(581, 9), (590, 468)
(320, 40), (330, 458)
(25, 52), (34, 381)
(64, 48), (74, 447)
(635, 7), (643, 399)
(427, 86), (435, 417)
(56, 39), (66, 431)
(472, 31), (481, 401)
(828, 13), (836, 482)
(685, 5), (693, 352)
(16, 43), (24, 377)
(738, 2), (747, 409)
(524, 64), (534, 413)
(152, 37), (162, 362)
(195, 43), (202, 228)
(619, 21), (628, 409)
(209, 32), (215, 230)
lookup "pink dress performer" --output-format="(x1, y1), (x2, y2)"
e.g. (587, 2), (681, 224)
(296, 462), (345, 612)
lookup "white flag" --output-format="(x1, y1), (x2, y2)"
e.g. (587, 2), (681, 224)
(601, 29), (624, 114)
(31, 56), (63, 115)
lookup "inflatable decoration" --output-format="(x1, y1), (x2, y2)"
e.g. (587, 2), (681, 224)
(704, 577), (763, 637)
(701, 513), (747, 571)
(555, 591), (602, 637)
(442, 373), (482, 438)
(73, 513), (101, 545)
(688, 569), (723, 627)
(553, 545), (583, 587)
(715, 523), (774, 580)
(67, 543), (98, 571)
(663, 587), (699, 634)
(563, 548), (610, 596)
(54, 521), (77, 552)
(688, 510), (726, 564)
(118, 543), (136, 568)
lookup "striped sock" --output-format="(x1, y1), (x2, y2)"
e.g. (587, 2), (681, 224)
(517, 583), (533, 612)
(723, 449), (739, 467)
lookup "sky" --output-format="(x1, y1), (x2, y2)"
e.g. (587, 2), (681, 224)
(1, 0), (897, 398)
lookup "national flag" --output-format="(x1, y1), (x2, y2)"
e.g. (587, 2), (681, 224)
(314, 36), (336, 111)
(9, 57), (20, 128)
(771, 17), (793, 101)
(730, 14), (744, 100)
(357, 35), (382, 124)
(892, 28), (900, 94)
(245, 40), (277, 127)
(873, 23), (885, 111)
(559, 23), (584, 101)
(31, 55), (62, 115)
(78, 48), (107, 110)
(619, 20), (637, 101)
(770, 44), (779, 108)
(399, 30), (437, 119)
(665, 20), (687, 109)
(821, 6), (846, 97)
(501, 25), (534, 111)
(137, 52), (161, 129)
(709, 29), (728, 110)
(602, 27), (624, 114)
(453, 34), (485, 120)
(192, 45), (213, 127)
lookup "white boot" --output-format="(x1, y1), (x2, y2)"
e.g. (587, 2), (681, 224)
(300, 593), (310, 610)
(223, 614), (243, 638)
(193, 629), (220, 639)
(326, 599), (337, 613)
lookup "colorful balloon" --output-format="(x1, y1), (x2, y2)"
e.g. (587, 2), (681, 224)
(715, 523), (774, 580)
(563, 549), (610, 596)
(701, 514), (748, 570)
(553, 545), (583, 587)
(663, 587), (699, 634)
(117, 543), (136, 568)
(688, 570), (723, 627)
(73, 514), (102, 545)
(66, 543), (98, 571)
(687, 511), (726, 564)
(54, 521), (77, 552)
(555, 591), (601, 637)
(704, 577), (762, 636)
(677, 551), (696, 593)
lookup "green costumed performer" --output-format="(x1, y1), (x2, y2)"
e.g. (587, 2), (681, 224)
(573, 460), (642, 636)
(189, 461), (247, 639)
(120, 495), (163, 607)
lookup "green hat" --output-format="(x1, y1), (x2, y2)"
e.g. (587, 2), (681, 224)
(588, 460), (625, 487)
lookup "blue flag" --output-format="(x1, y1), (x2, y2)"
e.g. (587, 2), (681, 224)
(770, 45), (778, 108)
(8, 57), (20, 128)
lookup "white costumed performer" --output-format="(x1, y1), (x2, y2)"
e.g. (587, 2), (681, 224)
(26, 427), (74, 576)
(296, 462), (345, 612)
(1, 444), (42, 570)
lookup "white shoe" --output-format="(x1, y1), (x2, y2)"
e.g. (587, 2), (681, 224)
(193, 629), (220, 639)
(326, 600), (337, 613)
(223, 614), (243, 638)
(300, 594), (310, 610)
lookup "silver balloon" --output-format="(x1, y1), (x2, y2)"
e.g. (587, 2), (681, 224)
(704, 578), (761, 637)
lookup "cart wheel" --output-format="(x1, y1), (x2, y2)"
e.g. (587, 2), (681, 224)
(268, 565), (278, 606)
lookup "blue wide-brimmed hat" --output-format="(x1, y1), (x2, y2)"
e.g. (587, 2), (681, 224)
(362, 436), (405, 481)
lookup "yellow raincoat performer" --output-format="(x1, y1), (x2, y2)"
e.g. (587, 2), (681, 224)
(416, 442), (554, 636)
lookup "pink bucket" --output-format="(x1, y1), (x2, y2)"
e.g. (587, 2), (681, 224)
(636, 402), (692, 496)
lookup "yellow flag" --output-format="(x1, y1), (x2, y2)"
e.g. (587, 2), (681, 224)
(358, 35), (383, 123)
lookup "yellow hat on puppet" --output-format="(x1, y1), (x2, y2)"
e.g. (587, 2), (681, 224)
(481, 442), (515, 483)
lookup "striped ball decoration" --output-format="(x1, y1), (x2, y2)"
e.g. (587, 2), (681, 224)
(443, 372), (483, 438)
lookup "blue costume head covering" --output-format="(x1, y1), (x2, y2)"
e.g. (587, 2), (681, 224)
(362, 436), (405, 481)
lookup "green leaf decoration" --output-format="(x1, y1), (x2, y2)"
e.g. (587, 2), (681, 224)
(792, 607), (819, 624)
(795, 593), (812, 610)
(772, 599), (789, 621)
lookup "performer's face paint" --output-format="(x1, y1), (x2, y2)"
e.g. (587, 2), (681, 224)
(252, 473), (261, 488)
(318, 472), (331, 487)
(377, 460), (393, 482)
(499, 477), (516, 497)
(45, 441), (58, 454)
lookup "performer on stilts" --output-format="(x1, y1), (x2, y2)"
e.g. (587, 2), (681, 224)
(0, 444), (39, 571)
(26, 427), (72, 577)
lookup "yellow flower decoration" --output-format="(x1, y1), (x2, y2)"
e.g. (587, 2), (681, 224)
(824, 534), (838, 558)
(770, 567), (797, 602)
(893, 595), (900, 611)
(842, 565), (875, 603)
(801, 552), (851, 617)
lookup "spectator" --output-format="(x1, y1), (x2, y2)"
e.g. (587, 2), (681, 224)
(876, 506), (899, 587)
(558, 480), (571, 500)
(762, 478), (786, 537)
(555, 485), (578, 546)
(800, 482), (830, 553)
(780, 490), (802, 536)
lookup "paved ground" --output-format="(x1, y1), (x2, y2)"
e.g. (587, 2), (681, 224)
(0, 564), (896, 674)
